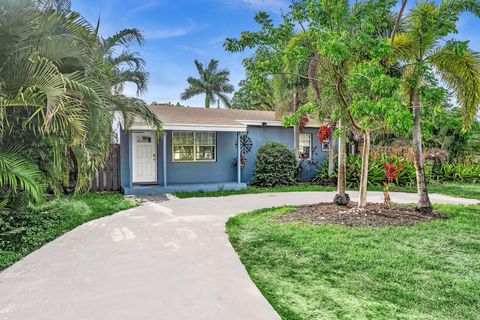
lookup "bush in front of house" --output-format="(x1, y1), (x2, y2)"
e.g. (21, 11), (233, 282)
(252, 142), (297, 187)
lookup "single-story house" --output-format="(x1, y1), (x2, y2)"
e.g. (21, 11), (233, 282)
(119, 104), (329, 195)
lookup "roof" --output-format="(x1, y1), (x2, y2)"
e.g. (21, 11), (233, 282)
(139, 104), (322, 132)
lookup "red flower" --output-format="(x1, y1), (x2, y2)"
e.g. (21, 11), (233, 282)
(384, 162), (402, 183)
(317, 126), (331, 144)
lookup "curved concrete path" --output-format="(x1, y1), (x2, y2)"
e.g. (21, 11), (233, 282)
(0, 192), (478, 320)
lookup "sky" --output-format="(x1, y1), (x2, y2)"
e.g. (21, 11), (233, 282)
(72, 0), (480, 108)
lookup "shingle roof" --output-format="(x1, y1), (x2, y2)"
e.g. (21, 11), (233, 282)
(147, 104), (322, 128)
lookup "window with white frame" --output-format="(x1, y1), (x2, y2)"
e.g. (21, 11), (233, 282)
(172, 131), (216, 162)
(299, 133), (312, 159)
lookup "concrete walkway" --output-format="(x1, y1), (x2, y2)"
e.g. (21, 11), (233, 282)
(0, 192), (478, 320)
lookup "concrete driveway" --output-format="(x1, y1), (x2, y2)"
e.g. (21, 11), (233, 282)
(0, 191), (478, 320)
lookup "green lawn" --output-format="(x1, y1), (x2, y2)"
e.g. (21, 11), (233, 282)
(0, 192), (137, 270)
(174, 184), (337, 198)
(227, 205), (480, 320)
(174, 183), (480, 200)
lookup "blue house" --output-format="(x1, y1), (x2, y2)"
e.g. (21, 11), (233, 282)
(119, 104), (329, 195)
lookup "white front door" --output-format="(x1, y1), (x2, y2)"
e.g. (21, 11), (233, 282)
(132, 132), (157, 183)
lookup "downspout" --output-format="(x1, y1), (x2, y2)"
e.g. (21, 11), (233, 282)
(128, 131), (133, 189)
(163, 132), (167, 188)
(237, 132), (241, 184)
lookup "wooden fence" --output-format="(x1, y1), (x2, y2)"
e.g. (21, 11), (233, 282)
(91, 144), (121, 192)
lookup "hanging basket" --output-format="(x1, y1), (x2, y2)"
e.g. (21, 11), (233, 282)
(317, 126), (331, 144)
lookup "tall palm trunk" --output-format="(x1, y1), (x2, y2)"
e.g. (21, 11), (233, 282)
(205, 95), (210, 108)
(328, 123), (336, 177)
(358, 129), (370, 209)
(334, 116), (350, 205)
(411, 90), (433, 213)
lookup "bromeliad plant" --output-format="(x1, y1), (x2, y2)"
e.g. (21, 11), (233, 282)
(383, 162), (403, 206)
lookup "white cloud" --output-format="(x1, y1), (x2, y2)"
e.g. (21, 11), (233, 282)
(131, 0), (164, 13)
(143, 19), (208, 40)
(240, 0), (287, 9)
(214, 0), (287, 12)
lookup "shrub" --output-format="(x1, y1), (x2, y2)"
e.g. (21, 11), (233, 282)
(252, 142), (297, 187)
(316, 154), (480, 186)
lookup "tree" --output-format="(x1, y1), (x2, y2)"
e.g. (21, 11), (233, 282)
(0, 146), (44, 209)
(390, 0), (480, 213)
(181, 59), (234, 108)
(0, 0), (161, 194)
(231, 79), (275, 110)
(226, 0), (405, 208)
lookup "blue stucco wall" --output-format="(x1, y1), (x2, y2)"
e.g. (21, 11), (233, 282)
(163, 131), (238, 184)
(119, 128), (130, 188)
(241, 126), (326, 183)
(120, 126), (327, 189)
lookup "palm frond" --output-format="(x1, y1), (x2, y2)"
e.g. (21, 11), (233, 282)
(0, 146), (44, 208)
(429, 45), (480, 130)
(390, 32), (419, 62)
(107, 50), (145, 70)
(112, 69), (149, 95)
(216, 92), (232, 108)
(100, 28), (144, 55)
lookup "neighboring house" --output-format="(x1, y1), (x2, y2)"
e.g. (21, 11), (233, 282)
(119, 104), (329, 195)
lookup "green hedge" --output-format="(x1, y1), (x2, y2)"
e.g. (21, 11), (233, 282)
(252, 142), (297, 187)
(316, 155), (480, 186)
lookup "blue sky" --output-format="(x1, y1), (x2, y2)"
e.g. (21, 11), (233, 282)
(72, 0), (480, 108)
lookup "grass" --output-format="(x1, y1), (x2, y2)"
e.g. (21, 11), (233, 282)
(0, 192), (137, 270)
(174, 184), (337, 198)
(226, 204), (480, 320)
(174, 182), (480, 200)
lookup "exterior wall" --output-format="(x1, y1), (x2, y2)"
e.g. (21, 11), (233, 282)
(162, 131), (238, 184)
(119, 128), (130, 188)
(241, 126), (326, 183)
(119, 126), (327, 192)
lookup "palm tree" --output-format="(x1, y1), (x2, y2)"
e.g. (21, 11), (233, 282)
(181, 59), (234, 108)
(0, 146), (44, 209)
(0, 0), (162, 194)
(391, 0), (480, 213)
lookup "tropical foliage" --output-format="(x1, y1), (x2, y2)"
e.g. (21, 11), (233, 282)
(388, 0), (480, 212)
(316, 154), (480, 187)
(231, 79), (275, 110)
(226, 0), (480, 212)
(0, 147), (44, 209)
(252, 142), (297, 187)
(181, 59), (234, 108)
(0, 0), (161, 205)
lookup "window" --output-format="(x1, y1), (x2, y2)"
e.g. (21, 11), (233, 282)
(136, 136), (152, 143)
(299, 133), (312, 159)
(172, 131), (216, 162)
(322, 141), (330, 152)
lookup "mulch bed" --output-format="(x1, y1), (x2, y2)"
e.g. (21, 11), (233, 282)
(275, 202), (446, 227)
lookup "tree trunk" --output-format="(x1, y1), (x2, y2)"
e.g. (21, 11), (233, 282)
(412, 91), (433, 213)
(334, 116), (350, 205)
(205, 95), (210, 108)
(358, 129), (370, 209)
(328, 124), (336, 177)
(293, 90), (300, 158)
(292, 90), (301, 180)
